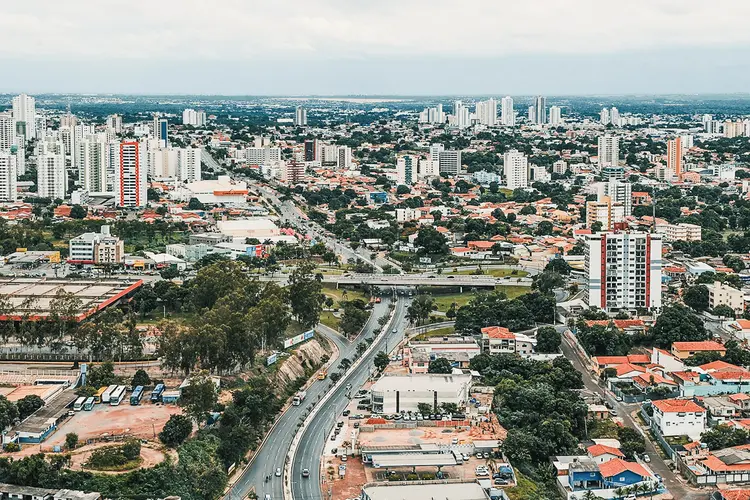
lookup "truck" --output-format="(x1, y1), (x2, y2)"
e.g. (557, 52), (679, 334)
(292, 391), (307, 406)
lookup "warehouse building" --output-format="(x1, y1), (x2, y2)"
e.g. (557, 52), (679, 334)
(370, 373), (472, 414)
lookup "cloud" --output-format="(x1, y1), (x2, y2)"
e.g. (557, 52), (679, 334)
(2, 0), (750, 60)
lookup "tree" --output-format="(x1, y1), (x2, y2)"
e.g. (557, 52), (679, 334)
(65, 432), (78, 450)
(428, 357), (453, 374)
(187, 198), (205, 210)
(69, 205), (87, 219)
(16, 395), (44, 421)
(414, 227), (448, 255)
(374, 351), (389, 372)
(406, 295), (435, 326)
(683, 284), (710, 312)
(536, 326), (561, 353)
(535, 221), (554, 236)
(617, 427), (645, 459)
(159, 414), (193, 447)
(131, 369), (151, 388)
(180, 372), (218, 425)
(713, 304), (736, 319)
(288, 261), (323, 328)
(650, 304), (708, 348)
(545, 258), (571, 275)
(440, 402), (460, 414)
(396, 185), (411, 195)
(339, 300), (370, 336)
(532, 270), (565, 294)
(701, 424), (748, 451)
(417, 402), (433, 414)
(87, 361), (119, 388)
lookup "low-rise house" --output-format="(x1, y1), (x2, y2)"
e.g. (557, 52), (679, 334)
(598, 458), (653, 489)
(727, 319), (750, 341)
(700, 396), (743, 424)
(671, 341), (727, 360)
(651, 398), (707, 440)
(587, 444), (625, 465)
(650, 348), (686, 374)
(480, 326), (536, 356)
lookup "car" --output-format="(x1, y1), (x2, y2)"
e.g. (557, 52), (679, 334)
(494, 478), (509, 485)
(330, 435), (336, 441)
(476, 453), (483, 459)
(451, 438), (459, 445)
(615, 396), (623, 402)
(483, 452), (490, 459)
(341, 454), (347, 462)
(654, 473), (662, 482)
(416, 414), (423, 421)
(337, 421), (344, 428)
(624, 495), (636, 500)
(353, 422), (360, 428)
(331, 448), (338, 455)
(275, 467), (281, 477)
(302, 468), (310, 478)
(342, 409), (350, 416)
(461, 453), (470, 461)
(265, 495), (271, 500)
(642, 454), (651, 463)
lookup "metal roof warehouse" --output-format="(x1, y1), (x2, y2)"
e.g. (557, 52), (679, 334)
(361, 482), (490, 500)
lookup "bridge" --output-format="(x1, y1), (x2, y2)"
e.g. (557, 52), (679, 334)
(255, 272), (532, 290)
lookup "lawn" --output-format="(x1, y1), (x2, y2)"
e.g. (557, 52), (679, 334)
(319, 311), (340, 331)
(496, 285), (531, 299)
(322, 284), (367, 304)
(447, 268), (528, 278)
(428, 285), (530, 313)
(587, 418), (621, 439)
(413, 326), (455, 341)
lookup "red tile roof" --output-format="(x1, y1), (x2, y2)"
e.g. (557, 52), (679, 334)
(627, 354), (651, 364)
(598, 458), (650, 479)
(652, 399), (705, 414)
(720, 490), (750, 500)
(615, 363), (647, 377)
(700, 360), (742, 372)
(593, 356), (629, 366)
(587, 444), (625, 458)
(672, 341), (726, 352)
(481, 326), (514, 339)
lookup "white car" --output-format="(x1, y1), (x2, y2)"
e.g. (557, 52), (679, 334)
(275, 467), (281, 477)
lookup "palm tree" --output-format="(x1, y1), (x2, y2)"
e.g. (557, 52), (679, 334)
(581, 491), (600, 500)
(613, 487), (625, 499)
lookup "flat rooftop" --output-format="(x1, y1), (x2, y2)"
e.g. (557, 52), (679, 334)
(371, 453), (457, 468)
(362, 482), (489, 500)
(0, 277), (142, 321)
(371, 374), (472, 393)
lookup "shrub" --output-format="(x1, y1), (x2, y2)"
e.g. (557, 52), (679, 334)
(4, 442), (20, 452)
(65, 433), (78, 450)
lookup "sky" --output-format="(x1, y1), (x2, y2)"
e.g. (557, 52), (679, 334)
(1, 0), (750, 95)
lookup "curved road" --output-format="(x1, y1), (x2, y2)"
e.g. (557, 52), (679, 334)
(291, 297), (411, 500)
(225, 299), (394, 500)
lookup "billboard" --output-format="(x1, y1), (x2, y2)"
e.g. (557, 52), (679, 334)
(283, 330), (315, 349)
(266, 352), (278, 366)
(246, 246), (263, 257)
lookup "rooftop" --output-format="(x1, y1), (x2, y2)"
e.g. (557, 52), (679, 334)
(598, 458), (651, 479)
(652, 398), (705, 414)
(361, 482), (489, 500)
(672, 341), (727, 352)
(371, 373), (472, 393)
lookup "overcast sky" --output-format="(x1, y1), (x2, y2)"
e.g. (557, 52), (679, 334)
(1, 0), (749, 95)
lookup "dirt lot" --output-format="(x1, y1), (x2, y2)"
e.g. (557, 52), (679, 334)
(68, 442), (171, 473)
(43, 401), (182, 448)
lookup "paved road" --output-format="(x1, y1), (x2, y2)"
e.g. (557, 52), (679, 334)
(559, 330), (705, 500)
(225, 299), (394, 500)
(291, 296), (411, 500)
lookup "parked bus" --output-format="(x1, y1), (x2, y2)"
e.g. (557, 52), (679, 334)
(83, 397), (95, 411)
(101, 384), (118, 404)
(130, 386), (144, 406)
(150, 383), (165, 403)
(94, 386), (108, 404)
(110, 385), (127, 406)
(73, 397), (86, 411)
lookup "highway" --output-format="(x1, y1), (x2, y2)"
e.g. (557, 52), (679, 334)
(291, 296), (411, 500)
(225, 298), (394, 500)
(254, 272), (531, 288)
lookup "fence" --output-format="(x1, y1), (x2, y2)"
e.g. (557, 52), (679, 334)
(640, 404), (678, 461)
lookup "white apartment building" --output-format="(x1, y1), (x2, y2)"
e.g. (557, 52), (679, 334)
(481, 326), (536, 356)
(586, 199), (626, 230)
(584, 232), (663, 312)
(106, 114), (122, 134)
(600, 108), (611, 125)
(656, 223), (702, 242)
(553, 160), (568, 175)
(450, 100), (471, 129)
(337, 145), (352, 170)
(37, 150), (66, 200)
(11, 93), (36, 140)
(370, 374), (472, 414)
(501, 96), (515, 126)
(396, 155), (418, 185)
(182, 108), (207, 127)
(177, 147), (201, 183)
(597, 179), (632, 216)
(76, 134), (110, 194)
(534, 96), (547, 124)
(438, 150), (461, 175)
(418, 104), (446, 124)
(68, 225), (124, 265)
(598, 135), (620, 168)
(244, 147), (282, 165)
(294, 106), (307, 126)
(114, 141), (147, 207)
(549, 105), (562, 126)
(707, 281), (744, 316)
(395, 207), (422, 223)
(475, 98), (497, 126)
(152, 115), (168, 147)
(651, 399), (706, 440)
(0, 153), (18, 202)
(0, 112), (15, 150)
(503, 150), (528, 189)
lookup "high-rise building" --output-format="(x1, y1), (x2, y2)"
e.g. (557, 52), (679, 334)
(418, 104), (446, 124)
(11, 93), (36, 140)
(294, 106), (307, 126)
(336, 146), (352, 170)
(610, 107), (620, 126)
(152, 115), (168, 147)
(475, 98), (497, 126)
(501, 96), (515, 126)
(600, 108), (610, 125)
(303, 139), (320, 162)
(177, 147), (201, 183)
(584, 232), (663, 312)
(114, 141), (147, 207)
(0, 112), (14, 150)
(37, 149), (67, 199)
(0, 153), (18, 202)
(503, 150), (528, 189)
(598, 135), (619, 168)
(667, 137), (682, 178)
(553, 160), (568, 175)
(597, 179), (632, 216)
(450, 101), (471, 129)
(437, 150), (461, 175)
(534, 96), (547, 124)
(245, 147), (282, 165)
(528, 106), (536, 124)
(282, 160), (305, 183)
(586, 198), (626, 230)
(182, 109), (207, 127)
(549, 106), (562, 126)
(106, 114), (123, 134)
(396, 155), (417, 185)
(76, 134), (109, 194)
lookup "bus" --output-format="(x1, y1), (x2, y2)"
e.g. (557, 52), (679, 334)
(110, 385), (127, 406)
(94, 386), (108, 404)
(101, 384), (118, 404)
(73, 397), (86, 411)
(130, 386), (144, 406)
(83, 397), (95, 411)
(150, 383), (165, 403)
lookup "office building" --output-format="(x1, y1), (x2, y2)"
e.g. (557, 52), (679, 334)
(437, 149), (461, 175)
(177, 147), (202, 183)
(584, 232), (663, 312)
(68, 225), (124, 265)
(667, 137), (682, 178)
(152, 115), (168, 147)
(396, 155), (417, 185)
(503, 150), (528, 189)
(598, 135), (619, 168)
(294, 106), (307, 126)
(114, 141), (147, 207)
(370, 373), (472, 413)
(0, 153), (18, 202)
(501, 96), (515, 126)
(549, 105), (562, 126)
(0, 112), (14, 150)
(597, 179), (632, 216)
(534, 96), (547, 124)
(182, 108), (207, 127)
(11, 93), (36, 140)
(475, 98), (497, 126)
(75, 134), (109, 194)
(106, 114), (122, 134)
(37, 150), (67, 200)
